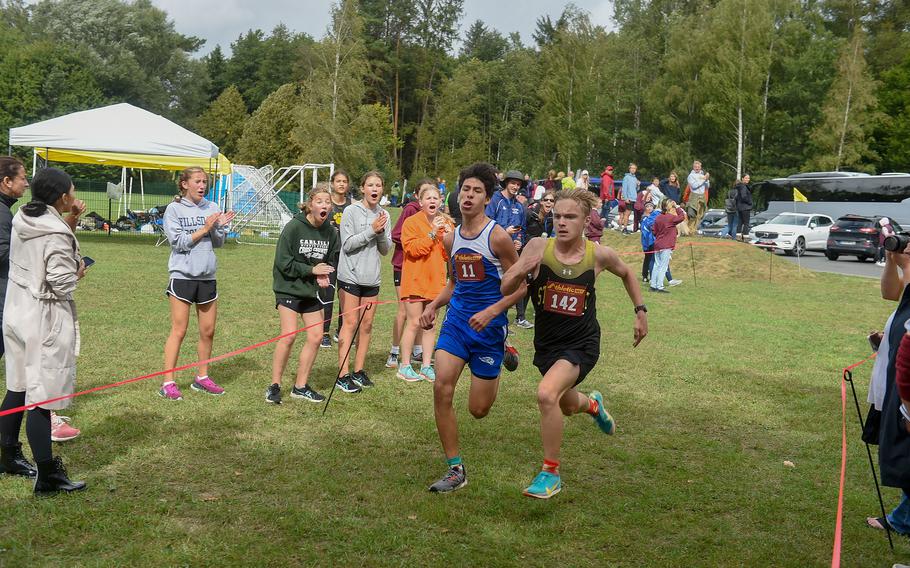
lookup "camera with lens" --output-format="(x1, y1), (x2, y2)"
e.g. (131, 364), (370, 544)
(884, 232), (910, 253)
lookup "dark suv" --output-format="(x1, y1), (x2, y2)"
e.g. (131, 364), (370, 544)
(825, 215), (900, 261)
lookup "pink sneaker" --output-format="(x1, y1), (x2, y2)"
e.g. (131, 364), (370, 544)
(159, 382), (183, 401)
(50, 412), (81, 442)
(191, 376), (225, 396)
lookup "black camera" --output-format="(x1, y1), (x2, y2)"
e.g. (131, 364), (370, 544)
(884, 232), (910, 252)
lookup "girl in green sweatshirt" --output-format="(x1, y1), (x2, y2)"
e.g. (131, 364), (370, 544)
(267, 185), (339, 405)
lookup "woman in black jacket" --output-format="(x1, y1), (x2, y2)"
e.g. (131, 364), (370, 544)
(734, 174), (752, 241)
(525, 191), (554, 239)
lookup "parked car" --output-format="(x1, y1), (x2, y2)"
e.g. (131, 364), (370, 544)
(697, 209), (726, 233)
(825, 214), (901, 261)
(701, 211), (775, 238)
(748, 213), (834, 256)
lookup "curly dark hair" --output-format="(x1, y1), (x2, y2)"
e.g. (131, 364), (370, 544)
(457, 162), (498, 199)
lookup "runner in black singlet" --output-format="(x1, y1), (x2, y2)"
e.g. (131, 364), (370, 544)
(502, 189), (648, 499)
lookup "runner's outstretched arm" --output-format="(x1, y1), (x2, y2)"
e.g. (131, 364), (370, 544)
(501, 236), (546, 296)
(595, 243), (648, 346)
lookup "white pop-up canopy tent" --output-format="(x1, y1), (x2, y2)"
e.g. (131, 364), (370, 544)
(9, 102), (231, 173)
(9, 103), (232, 214)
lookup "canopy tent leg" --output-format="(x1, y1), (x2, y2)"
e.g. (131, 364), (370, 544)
(139, 170), (145, 210)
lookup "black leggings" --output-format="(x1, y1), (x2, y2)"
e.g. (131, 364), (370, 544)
(26, 408), (52, 463)
(737, 210), (751, 240)
(0, 390), (25, 447)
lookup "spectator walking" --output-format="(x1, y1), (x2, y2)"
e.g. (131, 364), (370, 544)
(685, 160), (710, 234)
(640, 202), (680, 286)
(734, 174), (752, 241)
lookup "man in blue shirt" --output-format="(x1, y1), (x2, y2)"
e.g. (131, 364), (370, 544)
(485, 170), (532, 328)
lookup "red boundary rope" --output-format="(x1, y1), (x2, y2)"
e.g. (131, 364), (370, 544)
(0, 298), (413, 417)
(833, 352), (878, 568)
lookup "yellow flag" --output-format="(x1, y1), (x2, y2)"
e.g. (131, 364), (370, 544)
(793, 187), (809, 203)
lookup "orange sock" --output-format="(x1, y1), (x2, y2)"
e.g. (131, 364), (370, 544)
(587, 398), (599, 415)
(543, 459), (559, 474)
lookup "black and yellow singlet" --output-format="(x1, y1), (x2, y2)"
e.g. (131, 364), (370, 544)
(528, 238), (600, 359)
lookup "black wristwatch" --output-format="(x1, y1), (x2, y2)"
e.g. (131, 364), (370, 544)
(634, 304), (648, 314)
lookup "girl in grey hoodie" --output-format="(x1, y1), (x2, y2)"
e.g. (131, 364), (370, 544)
(159, 167), (235, 401)
(335, 170), (392, 393)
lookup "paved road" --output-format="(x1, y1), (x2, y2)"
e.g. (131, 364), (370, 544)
(777, 250), (883, 279)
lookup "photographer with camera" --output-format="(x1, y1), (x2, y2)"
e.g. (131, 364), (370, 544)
(866, 238), (910, 535)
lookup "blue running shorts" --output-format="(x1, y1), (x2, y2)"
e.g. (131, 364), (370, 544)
(435, 313), (507, 380)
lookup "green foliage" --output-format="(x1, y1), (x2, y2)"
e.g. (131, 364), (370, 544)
(236, 83), (304, 167)
(460, 20), (510, 62)
(0, 40), (106, 149)
(873, 51), (910, 172)
(28, 0), (204, 121)
(195, 86), (250, 160)
(805, 26), (881, 172)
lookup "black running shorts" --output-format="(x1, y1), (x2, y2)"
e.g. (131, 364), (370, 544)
(338, 279), (380, 298)
(275, 296), (323, 314)
(166, 279), (217, 305)
(533, 346), (600, 386)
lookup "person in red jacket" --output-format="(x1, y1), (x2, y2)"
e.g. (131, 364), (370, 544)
(599, 165), (615, 225)
(649, 199), (686, 293)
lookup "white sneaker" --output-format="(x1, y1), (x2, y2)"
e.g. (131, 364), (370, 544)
(668, 279), (683, 287)
(876, 261), (886, 267)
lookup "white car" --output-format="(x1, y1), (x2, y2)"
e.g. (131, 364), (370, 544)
(748, 213), (834, 256)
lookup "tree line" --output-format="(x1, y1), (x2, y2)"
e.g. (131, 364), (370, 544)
(0, 0), (908, 195)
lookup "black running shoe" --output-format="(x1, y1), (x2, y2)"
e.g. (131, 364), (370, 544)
(352, 370), (374, 388)
(335, 374), (362, 393)
(429, 465), (467, 493)
(265, 383), (282, 404)
(320, 334), (332, 349)
(291, 384), (325, 403)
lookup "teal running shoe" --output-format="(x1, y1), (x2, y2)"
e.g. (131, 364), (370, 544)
(589, 391), (615, 435)
(419, 366), (436, 382)
(397, 364), (422, 382)
(523, 471), (561, 499)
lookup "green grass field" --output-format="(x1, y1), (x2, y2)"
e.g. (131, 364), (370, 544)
(0, 228), (899, 567)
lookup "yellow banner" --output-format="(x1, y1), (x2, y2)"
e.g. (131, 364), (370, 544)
(793, 187), (809, 203)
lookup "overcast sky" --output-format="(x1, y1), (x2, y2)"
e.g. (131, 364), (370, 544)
(151, 0), (616, 56)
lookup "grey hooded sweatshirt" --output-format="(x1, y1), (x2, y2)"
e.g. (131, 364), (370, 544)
(338, 200), (392, 287)
(163, 197), (226, 280)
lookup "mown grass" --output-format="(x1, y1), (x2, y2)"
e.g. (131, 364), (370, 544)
(0, 225), (898, 567)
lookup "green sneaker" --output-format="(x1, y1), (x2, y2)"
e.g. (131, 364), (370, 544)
(523, 471), (561, 499)
(589, 391), (615, 435)
(397, 364), (422, 382)
(419, 366), (436, 382)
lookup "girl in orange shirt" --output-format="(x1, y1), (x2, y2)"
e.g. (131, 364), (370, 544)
(397, 181), (453, 382)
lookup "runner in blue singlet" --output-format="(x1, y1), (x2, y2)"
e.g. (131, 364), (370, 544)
(419, 162), (526, 494)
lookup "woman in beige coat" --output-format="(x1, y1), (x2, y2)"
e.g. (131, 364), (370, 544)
(1, 167), (86, 495)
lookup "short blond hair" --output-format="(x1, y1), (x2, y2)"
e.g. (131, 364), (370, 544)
(554, 189), (599, 216)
